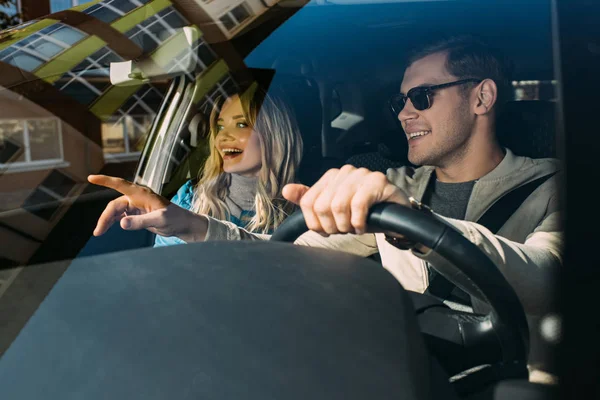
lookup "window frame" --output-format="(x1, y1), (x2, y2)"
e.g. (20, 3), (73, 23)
(218, 2), (255, 32)
(0, 23), (87, 72)
(102, 114), (154, 163)
(0, 117), (68, 174)
(124, 7), (188, 54)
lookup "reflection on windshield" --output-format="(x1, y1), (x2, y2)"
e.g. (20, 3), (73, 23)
(0, 0), (297, 358)
(0, 0), (560, 366)
(0, 0), (293, 271)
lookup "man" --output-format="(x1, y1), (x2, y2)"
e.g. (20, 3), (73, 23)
(90, 35), (562, 375)
(279, 36), (563, 316)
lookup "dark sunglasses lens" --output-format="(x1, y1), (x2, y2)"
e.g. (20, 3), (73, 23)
(390, 95), (406, 115)
(409, 90), (430, 110)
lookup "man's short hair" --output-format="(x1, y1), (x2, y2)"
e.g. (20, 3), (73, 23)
(407, 35), (513, 110)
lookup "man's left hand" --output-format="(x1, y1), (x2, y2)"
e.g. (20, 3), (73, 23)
(282, 165), (410, 235)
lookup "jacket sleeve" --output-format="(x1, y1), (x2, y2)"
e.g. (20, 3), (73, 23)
(415, 210), (563, 316)
(205, 215), (379, 257)
(154, 181), (195, 247)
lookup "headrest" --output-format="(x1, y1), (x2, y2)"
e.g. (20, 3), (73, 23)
(268, 74), (322, 151)
(265, 73), (324, 185)
(496, 101), (557, 159)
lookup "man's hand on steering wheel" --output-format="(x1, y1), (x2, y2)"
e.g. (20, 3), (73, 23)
(282, 165), (411, 235)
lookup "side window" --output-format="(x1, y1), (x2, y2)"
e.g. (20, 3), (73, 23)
(512, 80), (557, 101)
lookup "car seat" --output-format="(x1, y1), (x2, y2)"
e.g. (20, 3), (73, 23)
(263, 72), (329, 186)
(496, 100), (557, 159)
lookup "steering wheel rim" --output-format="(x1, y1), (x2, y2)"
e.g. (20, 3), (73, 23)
(271, 203), (529, 364)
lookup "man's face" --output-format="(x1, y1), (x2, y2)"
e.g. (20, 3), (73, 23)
(398, 51), (475, 167)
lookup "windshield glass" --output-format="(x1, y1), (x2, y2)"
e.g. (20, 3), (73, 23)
(0, 0), (560, 367)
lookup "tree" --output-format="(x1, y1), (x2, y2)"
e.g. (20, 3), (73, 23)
(0, 0), (21, 30)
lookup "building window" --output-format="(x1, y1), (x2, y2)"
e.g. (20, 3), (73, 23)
(102, 115), (153, 162)
(51, 0), (95, 13)
(0, 23), (87, 71)
(41, 24), (87, 45)
(54, 46), (124, 105)
(59, 81), (107, 105)
(102, 85), (164, 162)
(231, 4), (251, 25)
(219, 14), (236, 31)
(84, 4), (121, 23)
(197, 42), (217, 68)
(22, 170), (77, 221)
(0, 118), (63, 168)
(219, 2), (254, 32)
(82, 0), (150, 23)
(165, 40), (217, 80)
(197, 75), (236, 115)
(120, 85), (165, 116)
(125, 7), (189, 54)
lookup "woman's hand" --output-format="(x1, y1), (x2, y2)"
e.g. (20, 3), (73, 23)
(88, 175), (208, 242)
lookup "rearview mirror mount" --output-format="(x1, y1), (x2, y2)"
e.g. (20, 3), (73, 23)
(110, 26), (201, 86)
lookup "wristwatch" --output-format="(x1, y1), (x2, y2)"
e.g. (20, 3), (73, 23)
(384, 197), (433, 250)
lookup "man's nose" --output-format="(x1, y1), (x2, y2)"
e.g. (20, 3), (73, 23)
(398, 98), (418, 123)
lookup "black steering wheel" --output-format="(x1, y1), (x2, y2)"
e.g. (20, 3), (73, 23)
(271, 203), (529, 373)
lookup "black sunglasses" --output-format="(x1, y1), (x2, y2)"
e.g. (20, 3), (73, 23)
(389, 78), (482, 114)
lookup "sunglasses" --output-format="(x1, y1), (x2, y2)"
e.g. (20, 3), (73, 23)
(389, 78), (482, 114)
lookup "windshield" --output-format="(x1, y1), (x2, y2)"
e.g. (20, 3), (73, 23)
(0, 0), (561, 372)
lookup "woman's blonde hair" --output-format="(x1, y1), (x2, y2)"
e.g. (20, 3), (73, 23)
(192, 83), (304, 233)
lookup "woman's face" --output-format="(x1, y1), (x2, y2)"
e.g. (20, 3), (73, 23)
(215, 95), (262, 177)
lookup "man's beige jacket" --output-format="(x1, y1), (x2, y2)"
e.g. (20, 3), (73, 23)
(203, 148), (563, 316)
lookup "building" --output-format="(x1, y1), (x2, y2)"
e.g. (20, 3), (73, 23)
(50, 0), (96, 13)
(190, 0), (280, 39)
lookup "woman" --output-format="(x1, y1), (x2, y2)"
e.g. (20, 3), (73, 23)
(89, 82), (303, 244)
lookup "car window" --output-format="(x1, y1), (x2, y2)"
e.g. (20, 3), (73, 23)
(0, 0), (561, 360)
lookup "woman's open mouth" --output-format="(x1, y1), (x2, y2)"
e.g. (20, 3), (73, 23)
(222, 148), (244, 160)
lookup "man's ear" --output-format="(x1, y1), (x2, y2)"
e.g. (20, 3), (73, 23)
(473, 79), (498, 116)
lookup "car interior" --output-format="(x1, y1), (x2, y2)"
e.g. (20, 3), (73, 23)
(133, 0), (561, 394)
(146, 1), (557, 200)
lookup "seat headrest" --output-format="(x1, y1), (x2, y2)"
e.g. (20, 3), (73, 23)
(265, 73), (324, 185)
(266, 74), (322, 152)
(496, 101), (557, 159)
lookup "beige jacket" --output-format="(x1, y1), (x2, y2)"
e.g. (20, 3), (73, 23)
(204, 149), (563, 316)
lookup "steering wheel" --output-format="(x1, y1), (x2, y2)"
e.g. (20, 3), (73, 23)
(271, 203), (529, 374)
